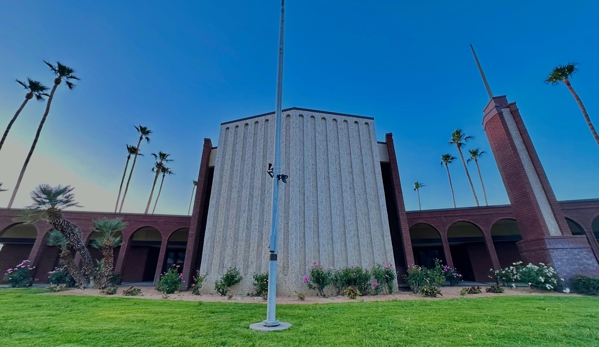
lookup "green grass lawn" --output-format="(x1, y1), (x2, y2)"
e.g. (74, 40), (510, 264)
(0, 289), (598, 346)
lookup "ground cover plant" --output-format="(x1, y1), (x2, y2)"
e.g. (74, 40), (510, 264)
(1, 289), (598, 346)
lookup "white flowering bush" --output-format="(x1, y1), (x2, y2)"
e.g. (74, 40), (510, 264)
(492, 261), (562, 291)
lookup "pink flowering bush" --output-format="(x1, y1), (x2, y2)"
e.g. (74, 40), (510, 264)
(191, 270), (206, 295)
(404, 260), (445, 294)
(48, 266), (76, 288)
(305, 263), (333, 297)
(441, 264), (463, 286)
(372, 263), (397, 294)
(157, 266), (182, 294)
(3, 260), (35, 288)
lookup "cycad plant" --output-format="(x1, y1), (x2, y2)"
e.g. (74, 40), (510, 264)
(119, 125), (152, 213)
(413, 181), (425, 211)
(0, 78), (49, 152)
(8, 62), (79, 208)
(441, 154), (457, 208)
(467, 148), (488, 206)
(188, 180), (198, 215)
(449, 129), (479, 206)
(47, 230), (86, 288)
(17, 184), (94, 286)
(152, 166), (174, 214)
(545, 63), (598, 146)
(145, 152), (172, 214)
(114, 145), (142, 212)
(90, 218), (126, 289)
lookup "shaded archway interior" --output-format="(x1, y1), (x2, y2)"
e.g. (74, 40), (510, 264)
(0, 224), (38, 283)
(123, 227), (162, 282)
(163, 228), (189, 273)
(409, 223), (446, 269)
(491, 219), (523, 269)
(448, 221), (492, 282)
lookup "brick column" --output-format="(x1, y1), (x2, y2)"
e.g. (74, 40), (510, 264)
(181, 139), (213, 289)
(483, 96), (599, 283)
(441, 233), (454, 268)
(153, 237), (169, 284)
(584, 223), (599, 263)
(114, 235), (131, 277)
(483, 231), (501, 270)
(28, 224), (45, 279)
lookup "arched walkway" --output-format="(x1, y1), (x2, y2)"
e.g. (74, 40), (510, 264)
(593, 216), (599, 242)
(162, 228), (189, 273)
(0, 224), (38, 283)
(491, 219), (522, 268)
(409, 223), (446, 268)
(448, 221), (493, 282)
(122, 227), (162, 283)
(566, 218), (586, 236)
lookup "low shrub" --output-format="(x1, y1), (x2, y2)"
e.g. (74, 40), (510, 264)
(296, 292), (305, 301)
(103, 286), (118, 295)
(191, 270), (206, 295)
(123, 286), (141, 296)
(214, 267), (242, 296)
(419, 285), (442, 297)
(252, 272), (269, 299)
(404, 260), (445, 294)
(441, 264), (463, 286)
(108, 273), (122, 287)
(48, 266), (76, 287)
(157, 267), (182, 294)
(486, 284), (504, 293)
(47, 284), (68, 292)
(571, 274), (599, 296)
(372, 263), (396, 294)
(460, 286), (482, 295)
(343, 286), (361, 299)
(3, 260), (34, 288)
(340, 266), (371, 295)
(491, 262), (562, 291)
(304, 263), (332, 297)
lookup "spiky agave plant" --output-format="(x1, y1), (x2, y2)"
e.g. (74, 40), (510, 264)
(47, 230), (86, 288)
(17, 184), (95, 286)
(90, 218), (125, 289)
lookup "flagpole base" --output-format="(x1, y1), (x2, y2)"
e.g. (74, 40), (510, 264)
(250, 322), (291, 332)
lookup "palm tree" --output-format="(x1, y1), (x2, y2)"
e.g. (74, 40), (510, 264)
(0, 79), (49, 152)
(545, 63), (599, 146)
(16, 184), (95, 286)
(151, 166), (174, 214)
(91, 218), (126, 289)
(449, 129), (479, 207)
(188, 180), (198, 215)
(118, 125), (152, 213)
(441, 154), (457, 208)
(467, 148), (488, 206)
(114, 145), (142, 212)
(413, 182), (425, 211)
(8, 62), (79, 209)
(145, 152), (172, 214)
(47, 230), (86, 288)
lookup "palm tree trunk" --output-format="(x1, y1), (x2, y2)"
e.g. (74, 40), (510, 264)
(457, 147), (479, 206)
(7, 83), (59, 208)
(564, 79), (599, 146)
(60, 247), (86, 289)
(119, 138), (143, 213)
(0, 97), (29, 153)
(445, 164), (457, 208)
(114, 155), (131, 213)
(145, 170), (161, 214)
(188, 185), (196, 215)
(151, 173), (166, 214)
(98, 245), (114, 289)
(474, 159), (488, 206)
(417, 189), (421, 211)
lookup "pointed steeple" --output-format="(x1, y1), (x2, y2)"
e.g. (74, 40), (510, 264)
(470, 44), (493, 100)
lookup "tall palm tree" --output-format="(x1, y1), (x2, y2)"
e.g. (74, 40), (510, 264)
(17, 184), (95, 286)
(47, 230), (87, 288)
(449, 129), (479, 207)
(91, 218), (126, 289)
(188, 180), (198, 215)
(545, 63), (599, 146)
(151, 166), (174, 214)
(114, 145), (142, 212)
(467, 148), (488, 206)
(118, 125), (152, 213)
(145, 152), (172, 214)
(8, 61), (79, 209)
(413, 181), (425, 211)
(0, 79), (49, 152)
(441, 154), (457, 208)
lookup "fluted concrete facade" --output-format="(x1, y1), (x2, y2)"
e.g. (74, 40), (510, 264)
(199, 108), (396, 295)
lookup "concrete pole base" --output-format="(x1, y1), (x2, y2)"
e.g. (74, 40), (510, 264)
(249, 322), (291, 332)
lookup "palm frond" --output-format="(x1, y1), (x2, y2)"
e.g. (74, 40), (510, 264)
(413, 181), (425, 190)
(44, 60), (58, 74)
(28, 184), (82, 210)
(16, 79), (28, 89)
(193, 180), (198, 186)
(65, 81), (75, 90)
(92, 218), (126, 247)
(47, 230), (67, 248)
(545, 63), (578, 84)
(14, 208), (48, 224)
(440, 154), (456, 165)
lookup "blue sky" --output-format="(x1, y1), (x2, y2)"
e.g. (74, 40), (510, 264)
(0, 0), (598, 214)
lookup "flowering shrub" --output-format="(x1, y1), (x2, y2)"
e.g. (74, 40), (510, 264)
(123, 286), (141, 296)
(419, 285), (442, 297)
(304, 263), (332, 297)
(157, 267), (182, 294)
(343, 286), (361, 299)
(191, 270), (206, 295)
(460, 286), (482, 295)
(253, 272), (269, 299)
(492, 262), (562, 291)
(372, 263), (396, 294)
(48, 266), (76, 288)
(441, 264), (462, 286)
(214, 267), (242, 296)
(404, 260), (445, 294)
(3, 260), (35, 287)
(571, 274), (599, 296)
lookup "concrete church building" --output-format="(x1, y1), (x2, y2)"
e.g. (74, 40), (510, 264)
(2, 97), (599, 294)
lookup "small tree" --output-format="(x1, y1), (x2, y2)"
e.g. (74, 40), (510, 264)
(91, 218), (126, 289)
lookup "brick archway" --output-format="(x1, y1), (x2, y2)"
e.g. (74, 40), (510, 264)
(447, 221), (492, 282)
